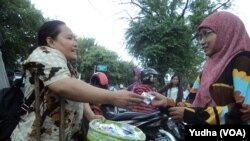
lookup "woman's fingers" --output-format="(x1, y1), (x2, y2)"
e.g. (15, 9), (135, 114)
(129, 93), (144, 103)
(168, 107), (184, 122)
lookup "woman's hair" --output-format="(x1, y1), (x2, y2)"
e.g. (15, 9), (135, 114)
(37, 20), (65, 46)
(169, 74), (181, 88)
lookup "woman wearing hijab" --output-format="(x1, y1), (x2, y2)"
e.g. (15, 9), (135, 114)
(151, 11), (250, 125)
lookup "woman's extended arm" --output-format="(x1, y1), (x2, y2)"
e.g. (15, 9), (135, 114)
(49, 77), (144, 109)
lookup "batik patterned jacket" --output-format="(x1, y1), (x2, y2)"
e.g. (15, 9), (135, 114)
(11, 46), (83, 141)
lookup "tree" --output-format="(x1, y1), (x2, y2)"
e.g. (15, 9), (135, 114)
(0, 0), (45, 72)
(116, 60), (136, 87)
(123, 0), (233, 85)
(76, 37), (136, 86)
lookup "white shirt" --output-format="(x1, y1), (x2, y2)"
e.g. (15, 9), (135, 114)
(167, 87), (178, 100)
(183, 89), (190, 100)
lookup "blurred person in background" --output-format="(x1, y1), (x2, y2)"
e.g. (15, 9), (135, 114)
(127, 67), (142, 91)
(158, 74), (183, 103)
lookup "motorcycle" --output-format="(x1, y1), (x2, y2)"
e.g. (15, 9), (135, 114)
(101, 105), (185, 141)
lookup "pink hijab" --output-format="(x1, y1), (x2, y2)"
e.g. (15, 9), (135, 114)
(192, 11), (250, 107)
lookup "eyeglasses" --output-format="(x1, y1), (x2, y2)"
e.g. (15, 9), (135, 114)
(197, 29), (214, 43)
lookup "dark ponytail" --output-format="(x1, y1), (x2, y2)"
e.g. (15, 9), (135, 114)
(37, 20), (65, 46)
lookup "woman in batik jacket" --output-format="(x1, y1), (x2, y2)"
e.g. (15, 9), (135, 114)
(11, 20), (143, 141)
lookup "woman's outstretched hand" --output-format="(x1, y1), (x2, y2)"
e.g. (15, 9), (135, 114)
(149, 91), (168, 107)
(112, 90), (144, 110)
(149, 91), (176, 107)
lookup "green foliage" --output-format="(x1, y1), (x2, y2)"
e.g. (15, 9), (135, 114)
(0, 0), (45, 72)
(125, 0), (233, 85)
(76, 37), (136, 86)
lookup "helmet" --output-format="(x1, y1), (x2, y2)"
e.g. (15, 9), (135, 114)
(90, 72), (109, 89)
(141, 67), (158, 84)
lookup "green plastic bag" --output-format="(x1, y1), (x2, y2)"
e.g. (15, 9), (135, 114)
(87, 119), (146, 141)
